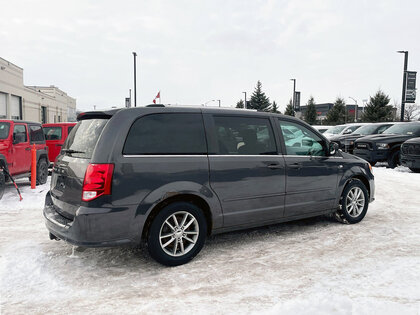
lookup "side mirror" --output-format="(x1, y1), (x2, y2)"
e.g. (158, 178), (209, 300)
(329, 142), (339, 156)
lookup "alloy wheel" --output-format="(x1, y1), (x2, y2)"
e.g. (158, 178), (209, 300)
(159, 211), (199, 257)
(346, 187), (365, 218)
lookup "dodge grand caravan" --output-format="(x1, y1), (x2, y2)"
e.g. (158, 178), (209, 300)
(44, 107), (375, 266)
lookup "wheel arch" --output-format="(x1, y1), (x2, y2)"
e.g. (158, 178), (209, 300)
(141, 193), (213, 240)
(340, 173), (370, 200)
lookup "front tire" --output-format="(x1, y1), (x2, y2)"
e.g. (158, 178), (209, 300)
(36, 158), (48, 185)
(335, 179), (369, 224)
(147, 202), (207, 266)
(387, 150), (400, 169)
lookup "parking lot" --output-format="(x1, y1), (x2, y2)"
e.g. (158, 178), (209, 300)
(1, 165), (419, 314)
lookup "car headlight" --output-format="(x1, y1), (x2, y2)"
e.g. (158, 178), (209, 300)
(376, 143), (389, 149)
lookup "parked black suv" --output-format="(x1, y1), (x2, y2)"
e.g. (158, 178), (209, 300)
(354, 122), (420, 168)
(44, 107), (375, 266)
(329, 123), (394, 154)
(401, 137), (420, 172)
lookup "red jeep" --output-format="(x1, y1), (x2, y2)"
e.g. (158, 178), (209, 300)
(0, 120), (49, 199)
(43, 123), (76, 165)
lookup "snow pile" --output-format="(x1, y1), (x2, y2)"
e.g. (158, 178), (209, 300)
(1, 167), (420, 314)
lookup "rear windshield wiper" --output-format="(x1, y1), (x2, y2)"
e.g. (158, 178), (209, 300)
(62, 149), (85, 155)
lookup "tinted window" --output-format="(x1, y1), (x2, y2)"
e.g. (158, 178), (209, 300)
(123, 113), (206, 155)
(279, 120), (326, 156)
(68, 126), (74, 135)
(43, 127), (62, 140)
(29, 125), (44, 142)
(0, 122), (10, 139)
(13, 124), (27, 142)
(212, 116), (276, 155)
(63, 119), (108, 159)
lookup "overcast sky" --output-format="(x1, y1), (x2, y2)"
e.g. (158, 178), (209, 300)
(1, 0), (419, 112)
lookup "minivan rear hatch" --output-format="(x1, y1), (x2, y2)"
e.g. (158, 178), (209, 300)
(50, 115), (110, 219)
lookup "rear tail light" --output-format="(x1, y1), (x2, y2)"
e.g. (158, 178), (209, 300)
(82, 163), (114, 201)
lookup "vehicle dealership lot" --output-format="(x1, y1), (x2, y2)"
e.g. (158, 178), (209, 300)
(1, 167), (419, 314)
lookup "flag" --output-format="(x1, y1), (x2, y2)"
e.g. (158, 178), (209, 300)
(153, 91), (160, 104)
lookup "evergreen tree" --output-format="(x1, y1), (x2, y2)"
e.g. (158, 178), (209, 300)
(236, 99), (244, 109)
(248, 80), (271, 112)
(284, 99), (295, 116)
(271, 101), (280, 113)
(325, 97), (346, 124)
(361, 90), (393, 122)
(304, 96), (317, 125)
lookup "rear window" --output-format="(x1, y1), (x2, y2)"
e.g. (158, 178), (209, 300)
(0, 122), (10, 139)
(43, 127), (62, 140)
(63, 119), (108, 159)
(29, 125), (45, 142)
(123, 113), (207, 155)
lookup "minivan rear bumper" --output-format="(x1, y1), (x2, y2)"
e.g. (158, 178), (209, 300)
(43, 192), (137, 247)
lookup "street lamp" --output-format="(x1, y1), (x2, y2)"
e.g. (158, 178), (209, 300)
(348, 96), (358, 122)
(217, 99), (221, 107)
(242, 92), (247, 109)
(132, 52), (137, 107)
(290, 79), (296, 110)
(203, 99), (216, 106)
(397, 50), (408, 121)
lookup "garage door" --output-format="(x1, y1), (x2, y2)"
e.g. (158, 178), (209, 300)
(0, 92), (6, 118)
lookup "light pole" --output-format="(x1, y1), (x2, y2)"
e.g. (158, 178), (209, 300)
(217, 99), (221, 107)
(397, 50), (408, 121)
(348, 96), (358, 122)
(242, 92), (247, 109)
(290, 79), (296, 110)
(132, 52), (137, 107)
(203, 99), (215, 106)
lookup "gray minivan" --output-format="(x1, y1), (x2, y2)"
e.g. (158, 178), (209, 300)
(44, 107), (375, 266)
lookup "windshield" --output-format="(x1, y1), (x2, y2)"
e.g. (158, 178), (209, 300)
(351, 125), (378, 135)
(62, 119), (108, 159)
(383, 124), (420, 136)
(0, 122), (10, 140)
(325, 125), (346, 134)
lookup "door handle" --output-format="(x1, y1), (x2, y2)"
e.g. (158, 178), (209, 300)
(267, 163), (282, 169)
(25, 147), (31, 151)
(289, 163), (302, 169)
(56, 144), (63, 147)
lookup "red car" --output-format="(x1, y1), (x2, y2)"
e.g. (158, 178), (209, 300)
(43, 123), (76, 165)
(0, 120), (49, 198)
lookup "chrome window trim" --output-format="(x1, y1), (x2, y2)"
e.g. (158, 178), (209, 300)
(123, 154), (343, 158)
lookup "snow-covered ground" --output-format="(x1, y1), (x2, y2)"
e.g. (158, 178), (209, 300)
(1, 166), (419, 314)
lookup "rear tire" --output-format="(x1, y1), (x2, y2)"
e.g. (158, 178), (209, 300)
(387, 150), (400, 169)
(0, 171), (5, 200)
(36, 158), (48, 185)
(409, 168), (420, 173)
(335, 179), (369, 224)
(147, 202), (207, 266)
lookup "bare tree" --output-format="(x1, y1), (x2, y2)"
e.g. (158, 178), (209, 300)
(404, 103), (419, 121)
(395, 100), (419, 121)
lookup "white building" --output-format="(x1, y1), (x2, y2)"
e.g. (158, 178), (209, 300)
(0, 57), (76, 123)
